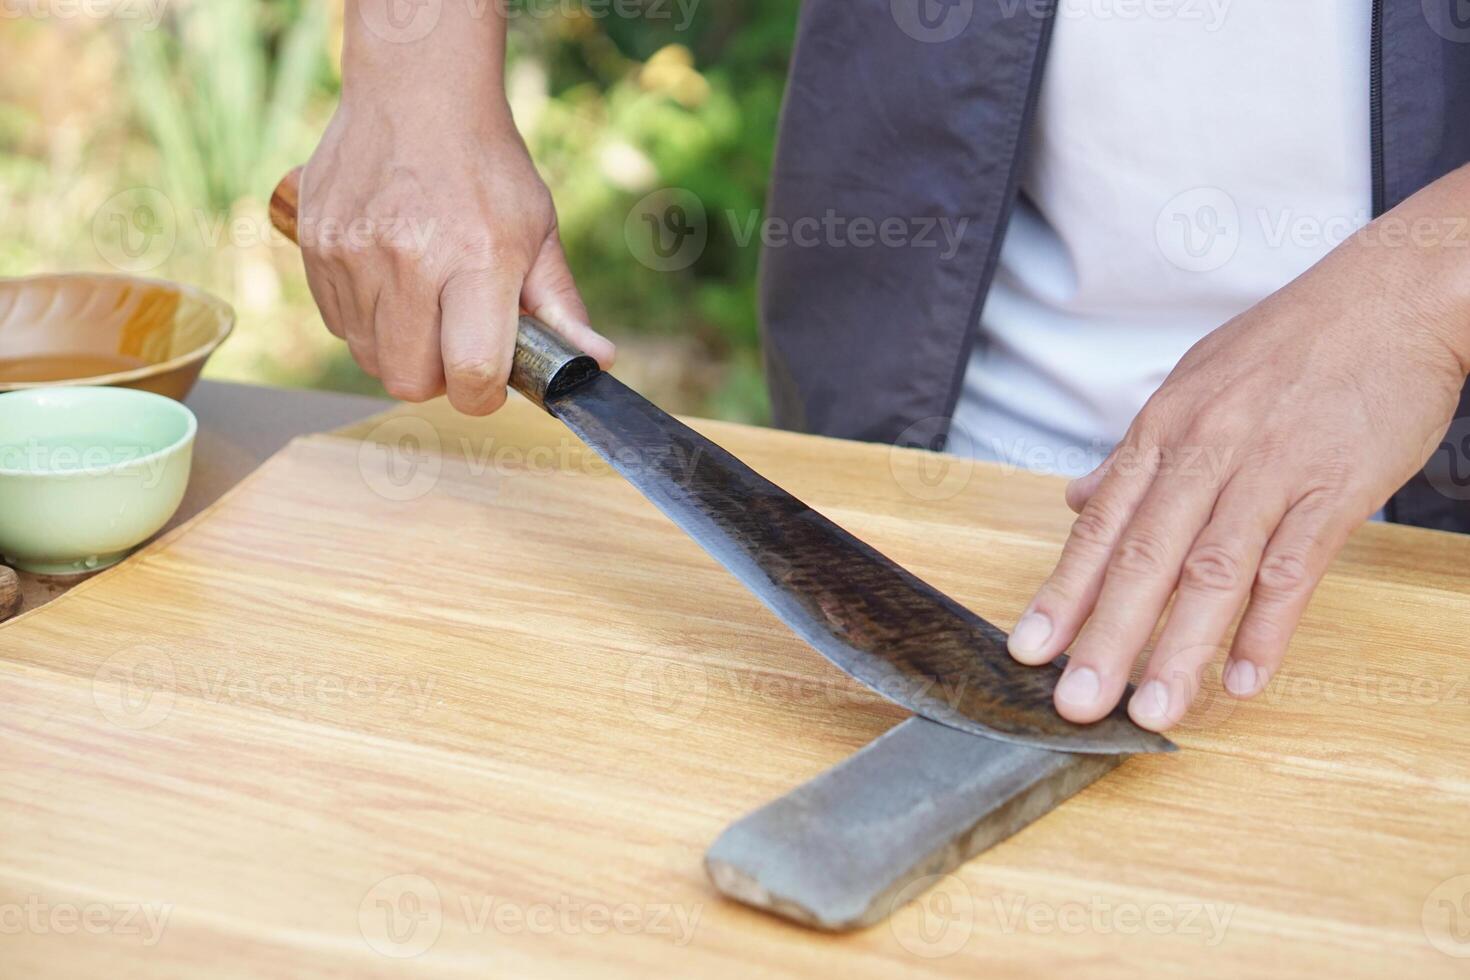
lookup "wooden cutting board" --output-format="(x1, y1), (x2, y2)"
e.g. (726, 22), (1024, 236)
(2, 396), (1469, 977)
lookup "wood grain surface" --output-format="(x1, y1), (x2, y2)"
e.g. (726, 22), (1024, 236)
(2, 395), (1469, 977)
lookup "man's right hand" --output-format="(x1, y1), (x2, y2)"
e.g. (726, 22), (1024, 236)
(299, 1), (614, 415)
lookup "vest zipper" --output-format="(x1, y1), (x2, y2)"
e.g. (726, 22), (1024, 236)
(1370, 0), (1399, 522)
(1369, 0), (1385, 217)
(941, 0), (1061, 436)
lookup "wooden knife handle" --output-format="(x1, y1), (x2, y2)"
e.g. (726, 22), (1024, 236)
(269, 167), (600, 409)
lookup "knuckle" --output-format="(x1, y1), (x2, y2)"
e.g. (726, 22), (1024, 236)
(1031, 579), (1075, 610)
(1232, 617), (1285, 659)
(1131, 397), (1178, 441)
(442, 263), (506, 299)
(1110, 528), (1171, 577)
(447, 383), (508, 417)
(345, 341), (379, 377)
(316, 242), (372, 269)
(381, 375), (439, 403)
(1108, 439), (1162, 481)
(300, 242), (338, 270)
(448, 234), (506, 273)
(1254, 550), (1313, 599)
(1074, 618), (1127, 657)
(1179, 401), (1245, 443)
(1237, 440), (1286, 478)
(394, 254), (443, 291)
(1179, 543), (1244, 594)
(445, 357), (511, 389)
(1148, 662), (1204, 706)
(1296, 484), (1346, 513)
(1069, 501), (1123, 550)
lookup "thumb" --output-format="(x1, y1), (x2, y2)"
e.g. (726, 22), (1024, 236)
(521, 232), (616, 369)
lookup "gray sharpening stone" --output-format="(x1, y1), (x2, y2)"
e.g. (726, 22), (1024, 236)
(704, 717), (1123, 931)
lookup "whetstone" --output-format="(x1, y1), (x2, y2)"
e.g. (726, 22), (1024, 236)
(705, 717), (1122, 931)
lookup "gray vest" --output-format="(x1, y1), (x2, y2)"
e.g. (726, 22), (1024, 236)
(761, 0), (1470, 531)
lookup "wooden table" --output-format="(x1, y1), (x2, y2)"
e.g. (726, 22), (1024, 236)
(2, 395), (1469, 977)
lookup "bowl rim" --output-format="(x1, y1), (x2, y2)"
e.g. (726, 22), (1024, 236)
(0, 384), (198, 478)
(0, 272), (236, 392)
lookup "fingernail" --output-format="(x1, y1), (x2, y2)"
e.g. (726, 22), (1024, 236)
(1008, 612), (1053, 662)
(1130, 680), (1172, 726)
(1224, 659), (1259, 697)
(1055, 666), (1100, 708)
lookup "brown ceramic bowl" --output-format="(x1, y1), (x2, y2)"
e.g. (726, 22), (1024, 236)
(0, 273), (234, 401)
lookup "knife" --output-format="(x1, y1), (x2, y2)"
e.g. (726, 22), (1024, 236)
(270, 169), (1172, 756)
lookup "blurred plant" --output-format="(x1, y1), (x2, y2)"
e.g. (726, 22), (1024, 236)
(124, 0), (331, 213)
(112, 0), (345, 393)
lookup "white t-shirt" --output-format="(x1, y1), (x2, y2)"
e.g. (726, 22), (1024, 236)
(953, 0), (1373, 476)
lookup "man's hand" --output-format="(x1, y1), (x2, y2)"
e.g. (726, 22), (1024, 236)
(299, 1), (613, 415)
(1007, 170), (1470, 732)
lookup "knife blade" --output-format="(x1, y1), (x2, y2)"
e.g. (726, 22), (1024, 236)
(270, 168), (1172, 756)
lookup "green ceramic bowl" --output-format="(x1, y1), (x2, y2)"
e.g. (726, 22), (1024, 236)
(0, 386), (196, 575)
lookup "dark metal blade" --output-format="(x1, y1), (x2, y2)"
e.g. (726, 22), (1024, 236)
(547, 373), (1173, 755)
